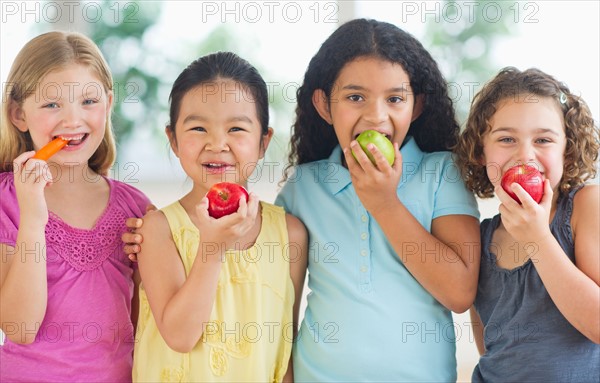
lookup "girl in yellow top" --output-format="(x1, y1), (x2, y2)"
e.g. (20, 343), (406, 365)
(132, 52), (308, 382)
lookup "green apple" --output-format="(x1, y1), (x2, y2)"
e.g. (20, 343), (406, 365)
(353, 130), (395, 166)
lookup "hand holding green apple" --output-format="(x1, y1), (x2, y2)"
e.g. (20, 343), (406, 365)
(352, 130), (395, 167)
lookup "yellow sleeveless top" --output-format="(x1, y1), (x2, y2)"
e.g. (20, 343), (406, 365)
(133, 201), (295, 382)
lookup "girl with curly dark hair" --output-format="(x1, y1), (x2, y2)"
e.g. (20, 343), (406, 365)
(455, 67), (599, 382)
(275, 18), (480, 380)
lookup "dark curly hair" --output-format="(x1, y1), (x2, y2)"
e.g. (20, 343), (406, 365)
(284, 18), (459, 179)
(454, 67), (599, 198)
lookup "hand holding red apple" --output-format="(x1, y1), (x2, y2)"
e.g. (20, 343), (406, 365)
(206, 182), (249, 218)
(501, 164), (544, 204)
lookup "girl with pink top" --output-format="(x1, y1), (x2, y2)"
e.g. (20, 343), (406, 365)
(0, 31), (150, 382)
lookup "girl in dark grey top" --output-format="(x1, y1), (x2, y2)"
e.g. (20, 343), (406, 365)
(454, 67), (600, 382)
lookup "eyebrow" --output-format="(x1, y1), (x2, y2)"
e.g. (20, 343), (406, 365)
(490, 127), (561, 136)
(341, 84), (410, 93)
(182, 114), (253, 124)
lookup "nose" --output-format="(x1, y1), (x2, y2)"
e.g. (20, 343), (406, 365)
(364, 99), (388, 126)
(205, 131), (230, 152)
(515, 142), (536, 164)
(61, 104), (82, 130)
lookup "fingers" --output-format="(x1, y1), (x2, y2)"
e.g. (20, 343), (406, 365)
(245, 192), (260, 218)
(125, 217), (143, 230)
(196, 197), (210, 220)
(391, 142), (402, 172)
(124, 244), (140, 259)
(14, 152), (54, 186)
(345, 140), (394, 174)
(122, 231), (142, 245)
(510, 183), (537, 208)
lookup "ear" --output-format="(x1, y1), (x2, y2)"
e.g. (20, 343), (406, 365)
(105, 90), (114, 113)
(165, 127), (179, 157)
(9, 100), (28, 132)
(259, 127), (275, 159)
(312, 89), (333, 125)
(411, 94), (425, 122)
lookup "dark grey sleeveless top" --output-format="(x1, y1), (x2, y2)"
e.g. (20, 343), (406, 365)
(472, 186), (599, 383)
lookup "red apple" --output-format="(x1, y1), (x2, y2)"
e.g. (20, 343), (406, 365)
(206, 182), (249, 218)
(353, 130), (395, 166)
(500, 164), (544, 204)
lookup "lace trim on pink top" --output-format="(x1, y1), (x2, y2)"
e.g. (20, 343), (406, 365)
(45, 183), (127, 272)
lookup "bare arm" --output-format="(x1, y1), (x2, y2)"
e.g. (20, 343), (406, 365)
(374, 206), (481, 313)
(531, 185), (599, 343)
(0, 154), (52, 344)
(282, 214), (308, 383)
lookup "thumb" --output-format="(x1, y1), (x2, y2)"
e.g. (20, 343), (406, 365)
(539, 179), (554, 208)
(392, 142), (402, 172)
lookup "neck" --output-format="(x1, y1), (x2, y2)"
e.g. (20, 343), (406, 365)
(48, 162), (102, 187)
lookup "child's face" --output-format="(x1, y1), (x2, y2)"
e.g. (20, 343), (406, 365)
(313, 57), (421, 160)
(11, 64), (112, 166)
(482, 95), (566, 191)
(168, 80), (272, 193)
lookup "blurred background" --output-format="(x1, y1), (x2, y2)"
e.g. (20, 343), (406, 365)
(1, 1), (598, 380)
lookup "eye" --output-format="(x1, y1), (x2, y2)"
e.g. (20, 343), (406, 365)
(191, 127), (206, 132)
(347, 94), (364, 102)
(229, 127), (246, 132)
(82, 99), (98, 105)
(498, 137), (515, 143)
(43, 102), (59, 109)
(388, 96), (404, 104)
(535, 138), (552, 144)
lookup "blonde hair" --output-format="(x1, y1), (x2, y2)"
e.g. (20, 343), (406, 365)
(0, 31), (116, 175)
(455, 67), (599, 198)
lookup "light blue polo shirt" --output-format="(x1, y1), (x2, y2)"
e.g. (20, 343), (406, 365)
(275, 137), (479, 382)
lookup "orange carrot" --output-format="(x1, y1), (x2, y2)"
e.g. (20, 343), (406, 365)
(32, 137), (69, 161)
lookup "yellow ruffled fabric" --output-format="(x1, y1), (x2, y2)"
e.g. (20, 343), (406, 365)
(133, 201), (294, 382)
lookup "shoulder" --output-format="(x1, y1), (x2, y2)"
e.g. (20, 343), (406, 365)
(285, 213), (308, 244)
(573, 183), (599, 204)
(0, 173), (18, 246)
(420, 150), (460, 176)
(0, 172), (15, 190)
(109, 178), (150, 202)
(285, 213), (308, 269)
(137, 209), (171, 242)
(571, 184), (599, 229)
(107, 178), (151, 217)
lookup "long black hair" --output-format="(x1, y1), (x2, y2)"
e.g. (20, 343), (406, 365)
(167, 51), (269, 137)
(286, 18), (458, 176)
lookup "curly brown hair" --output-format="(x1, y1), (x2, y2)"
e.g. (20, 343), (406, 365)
(454, 67), (599, 198)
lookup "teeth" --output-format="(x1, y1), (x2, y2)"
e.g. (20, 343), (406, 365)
(58, 134), (85, 141)
(205, 163), (227, 168)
